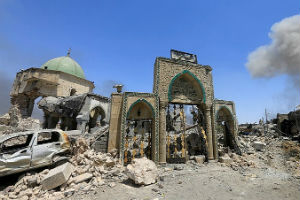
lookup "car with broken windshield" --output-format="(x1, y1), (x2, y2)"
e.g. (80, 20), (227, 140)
(0, 129), (71, 177)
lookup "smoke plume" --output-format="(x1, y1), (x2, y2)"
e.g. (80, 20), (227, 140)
(246, 15), (300, 82)
(246, 15), (300, 112)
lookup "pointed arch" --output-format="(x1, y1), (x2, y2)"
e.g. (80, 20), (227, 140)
(215, 106), (234, 122)
(126, 99), (155, 119)
(168, 70), (206, 103)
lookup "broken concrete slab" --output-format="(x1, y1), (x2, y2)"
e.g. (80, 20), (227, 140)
(41, 162), (74, 190)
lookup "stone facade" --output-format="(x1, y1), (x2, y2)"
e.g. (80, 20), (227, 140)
(10, 68), (94, 118)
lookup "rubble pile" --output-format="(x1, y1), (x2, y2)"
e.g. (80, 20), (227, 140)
(0, 110), (41, 136)
(0, 137), (127, 200)
(218, 122), (300, 178)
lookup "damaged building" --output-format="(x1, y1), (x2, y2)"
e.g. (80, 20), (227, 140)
(5, 49), (240, 165)
(8, 52), (110, 133)
(276, 109), (300, 138)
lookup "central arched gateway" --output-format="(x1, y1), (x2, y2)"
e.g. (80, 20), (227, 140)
(153, 54), (217, 163)
(165, 70), (209, 162)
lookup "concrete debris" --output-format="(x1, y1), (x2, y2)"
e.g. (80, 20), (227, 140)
(0, 136), (127, 199)
(37, 93), (110, 133)
(41, 162), (74, 190)
(0, 113), (41, 135)
(0, 113), (10, 126)
(125, 157), (158, 185)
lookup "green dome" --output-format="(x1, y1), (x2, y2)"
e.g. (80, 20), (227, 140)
(41, 56), (85, 79)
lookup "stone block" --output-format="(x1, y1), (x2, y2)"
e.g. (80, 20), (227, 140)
(125, 157), (158, 185)
(252, 141), (266, 151)
(72, 173), (93, 184)
(41, 162), (73, 190)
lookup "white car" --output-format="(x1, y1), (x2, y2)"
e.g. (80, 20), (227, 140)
(0, 129), (71, 177)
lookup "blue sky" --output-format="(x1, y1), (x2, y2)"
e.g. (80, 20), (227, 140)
(0, 0), (299, 123)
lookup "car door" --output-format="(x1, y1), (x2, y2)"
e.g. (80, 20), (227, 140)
(31, 131), (62, 166)
(0, 134), (34, 175)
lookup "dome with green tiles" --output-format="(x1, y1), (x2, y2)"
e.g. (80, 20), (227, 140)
(41, 55), (85, 79)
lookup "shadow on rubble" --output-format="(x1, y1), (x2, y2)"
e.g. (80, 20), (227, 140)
(0, 166), (50, 191)
(0, 173), (20, 190)
(121, 178), (141, 188)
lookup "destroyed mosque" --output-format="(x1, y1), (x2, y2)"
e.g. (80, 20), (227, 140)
(7, 49), (239, 164)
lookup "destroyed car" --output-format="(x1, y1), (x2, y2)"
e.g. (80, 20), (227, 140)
(0, 129), (71, 177)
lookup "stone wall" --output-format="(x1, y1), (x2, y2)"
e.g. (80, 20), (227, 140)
(108, 93), (123, 152)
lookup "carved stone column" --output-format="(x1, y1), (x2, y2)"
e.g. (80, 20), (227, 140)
(159, 104), (167, 163)
(205, 105), (214, 160)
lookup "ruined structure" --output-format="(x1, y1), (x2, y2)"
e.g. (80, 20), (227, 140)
(108, 50), (239, 164)
(214, 100), (240, 153)
(6, 49), (239, 164)
(10, 53), (94, 118)
(8, 52), (110, 134)
(276, 109), (300, 137)
(38, 94), (110, 133)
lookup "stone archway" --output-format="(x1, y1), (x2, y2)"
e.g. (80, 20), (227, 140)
(124, 99), (155, 164)
(165, 70), (211, 162)
(88, 106), (106, 131)
(168, 70), (206, 104)
(215, 106), (235, 149)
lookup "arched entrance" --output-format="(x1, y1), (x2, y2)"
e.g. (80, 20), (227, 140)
(215, 106), (236, 150)
(88, 106), (106, 132)
(166, 70), (208, 162)
(124, 99), (155, 164)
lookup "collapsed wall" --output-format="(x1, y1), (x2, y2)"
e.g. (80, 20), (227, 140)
(38, 93), (110, 133)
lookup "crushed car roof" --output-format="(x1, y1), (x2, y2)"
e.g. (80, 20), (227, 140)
(0, 129), (62, 143)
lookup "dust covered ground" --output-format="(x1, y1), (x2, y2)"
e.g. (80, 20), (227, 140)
(1, 123), (299, 200)
(70, 138), (300, 200)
